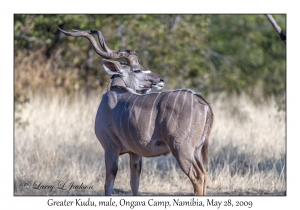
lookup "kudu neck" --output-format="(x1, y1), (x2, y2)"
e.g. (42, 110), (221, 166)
(109, 75), (145, 94)
(110, 75), (127, 89)
(109, 75), (137, 93)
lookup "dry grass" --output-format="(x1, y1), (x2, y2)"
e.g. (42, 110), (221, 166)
(14, 92), (286, 196)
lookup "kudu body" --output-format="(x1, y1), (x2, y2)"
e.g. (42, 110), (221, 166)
(59, 27), (213, 196)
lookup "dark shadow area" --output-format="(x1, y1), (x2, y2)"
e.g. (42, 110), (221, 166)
(208, 141), (286, 177)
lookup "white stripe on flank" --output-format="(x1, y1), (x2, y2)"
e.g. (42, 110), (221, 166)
(127, 95), (145, 154)
(188, 92), (194, 133)
(135, 94), (150, 122)
(180, 90), (188, 112)
(119, 94), (133, 146)
(167, 90), (182, 126)
(173, 90), (188, 126)
(200, 105), (209, 145)
(134, 94), (150, 140)
(201, 133), (206, 145)
(147, 92), (161, 139)
(161, 92), (172, 119)
(128, 95), (140, 140)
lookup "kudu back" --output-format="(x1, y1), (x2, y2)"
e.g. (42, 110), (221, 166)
(59, 27), (213, 196)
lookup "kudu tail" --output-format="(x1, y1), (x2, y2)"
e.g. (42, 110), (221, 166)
(196, 94), (214, 165)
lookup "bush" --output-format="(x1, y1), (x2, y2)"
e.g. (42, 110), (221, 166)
(14, 14), (286, 107)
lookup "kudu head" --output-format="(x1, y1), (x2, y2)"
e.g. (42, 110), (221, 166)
(58, 27), (164, 94)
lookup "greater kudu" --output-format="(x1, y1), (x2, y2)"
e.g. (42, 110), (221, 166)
(59, 27), (213, 196)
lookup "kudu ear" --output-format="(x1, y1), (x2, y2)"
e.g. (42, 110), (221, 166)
(102, 59), (125, 75)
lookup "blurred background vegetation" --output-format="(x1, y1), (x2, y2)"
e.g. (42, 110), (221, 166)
(14, 14), (286, 121)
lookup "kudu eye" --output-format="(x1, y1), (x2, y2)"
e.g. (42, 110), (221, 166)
(133, 70), (141, 73)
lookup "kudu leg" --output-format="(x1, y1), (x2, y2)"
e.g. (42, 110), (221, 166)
(104, 150), (119, 196)
(181, 157), (206, 196)
(129, 153), (142, 196)
(170, 147), (206, 196)
(194, 147), (207, 195)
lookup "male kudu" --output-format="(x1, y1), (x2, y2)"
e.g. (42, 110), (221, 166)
(59, 27), (213, 196)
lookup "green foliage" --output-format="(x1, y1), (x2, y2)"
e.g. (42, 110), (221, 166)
(207, 15), (286, 99)
(14, 14), (286, 107)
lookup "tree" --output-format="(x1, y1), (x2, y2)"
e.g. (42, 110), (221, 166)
(14, 14), (286, 105)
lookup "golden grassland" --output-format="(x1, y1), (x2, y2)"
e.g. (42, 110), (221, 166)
(14, 91), (286, 196)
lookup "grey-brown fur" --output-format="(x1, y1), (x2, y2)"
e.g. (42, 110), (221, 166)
(59, 28), (213, 196)
(95, 83), (213, 196)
